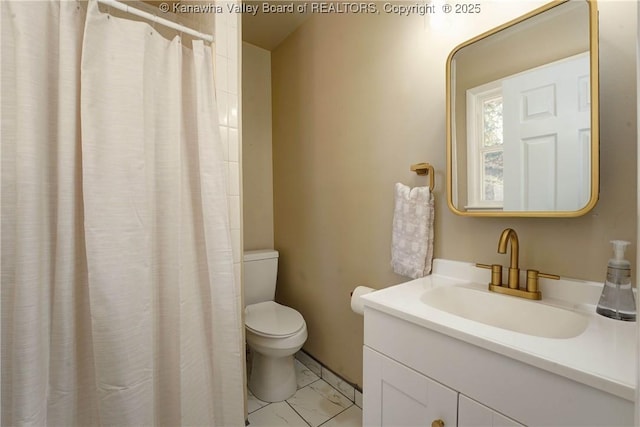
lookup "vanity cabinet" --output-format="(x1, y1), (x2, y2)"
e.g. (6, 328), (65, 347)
(457, 395), (522, 427)
(363, 347), (458, 426)
(364, 346), (522, 427)
(363, 307), (634, 427)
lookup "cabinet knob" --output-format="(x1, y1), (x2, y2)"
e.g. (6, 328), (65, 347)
(431, 420), (445, 427)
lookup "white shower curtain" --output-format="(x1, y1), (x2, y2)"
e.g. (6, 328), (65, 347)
(1, 1), (244, 425)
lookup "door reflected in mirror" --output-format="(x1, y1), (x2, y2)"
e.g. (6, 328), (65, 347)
(446, 0), (599, 217)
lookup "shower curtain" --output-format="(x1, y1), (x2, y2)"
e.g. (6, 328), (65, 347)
(1, 1), (245, 425)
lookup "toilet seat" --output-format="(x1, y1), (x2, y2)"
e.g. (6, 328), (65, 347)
(245, 301), (305, 338)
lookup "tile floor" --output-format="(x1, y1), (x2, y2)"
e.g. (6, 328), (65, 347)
(247, 360), (362, 427)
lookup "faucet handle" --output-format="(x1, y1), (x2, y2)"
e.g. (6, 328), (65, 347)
(476, 263), (503, 287)
(526, 269), (560, 293)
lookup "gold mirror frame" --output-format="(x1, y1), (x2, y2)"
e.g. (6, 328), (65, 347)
(446, 0), (599, 217)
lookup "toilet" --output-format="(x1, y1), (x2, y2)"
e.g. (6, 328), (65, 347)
(243, 249), (307, 402)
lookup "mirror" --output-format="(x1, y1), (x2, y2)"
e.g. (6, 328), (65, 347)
(446, 0), (599, 217)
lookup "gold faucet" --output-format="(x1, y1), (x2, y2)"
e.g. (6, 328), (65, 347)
(498, 228), (520, 289)
(476, 228), (559, 300)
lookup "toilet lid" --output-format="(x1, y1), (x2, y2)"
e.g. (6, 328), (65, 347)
(245, 301), (305, 337)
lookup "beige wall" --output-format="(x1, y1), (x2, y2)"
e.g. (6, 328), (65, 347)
(270, 2), (636, 388)
(242, 42), (274, 250)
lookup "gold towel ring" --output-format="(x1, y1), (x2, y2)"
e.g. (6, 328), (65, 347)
(410, 162), (435, 191)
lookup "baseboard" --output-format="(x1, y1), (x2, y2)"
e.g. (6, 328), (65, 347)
(295, 350), (363, 409)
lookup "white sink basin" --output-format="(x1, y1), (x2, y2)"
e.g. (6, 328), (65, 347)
(421, 285), (589, 338)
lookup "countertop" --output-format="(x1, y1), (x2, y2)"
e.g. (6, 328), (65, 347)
(361, 259), (636, 401)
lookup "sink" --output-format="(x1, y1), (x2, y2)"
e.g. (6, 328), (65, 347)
(421, 285), (589, 338)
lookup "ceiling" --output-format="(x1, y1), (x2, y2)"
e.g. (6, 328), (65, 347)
(242, 1), (311, 51)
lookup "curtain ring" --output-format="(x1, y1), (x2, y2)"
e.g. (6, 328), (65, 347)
(151, 14), (158, 34)
(175, 17), (184, 42)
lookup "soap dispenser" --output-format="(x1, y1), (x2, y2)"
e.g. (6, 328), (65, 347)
(596, 240), (636, 321)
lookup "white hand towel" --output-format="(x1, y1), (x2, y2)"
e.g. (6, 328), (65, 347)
(391, 183), (435, 279)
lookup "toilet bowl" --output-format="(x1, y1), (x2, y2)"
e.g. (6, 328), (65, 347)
(245, 301), (308, 402)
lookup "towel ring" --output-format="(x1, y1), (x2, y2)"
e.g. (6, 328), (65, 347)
(410, 163), (435, 191)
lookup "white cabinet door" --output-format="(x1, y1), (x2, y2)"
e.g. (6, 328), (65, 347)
(502, 53), (590, 211)
(363, 346), (458, 427)
(458, 394), (524, 427)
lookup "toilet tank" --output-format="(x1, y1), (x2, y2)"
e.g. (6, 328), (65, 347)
(243, 249), (279, 306)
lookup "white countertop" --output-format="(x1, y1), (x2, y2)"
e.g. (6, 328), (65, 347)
(361, 259), (636, 402)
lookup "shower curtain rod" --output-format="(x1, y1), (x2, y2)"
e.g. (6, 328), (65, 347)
(96, 0), (215, 42)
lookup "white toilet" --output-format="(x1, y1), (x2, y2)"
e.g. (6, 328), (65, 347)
(244, 249), (308, 402)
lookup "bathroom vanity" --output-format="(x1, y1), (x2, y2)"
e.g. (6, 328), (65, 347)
(361, 259), (635, 426)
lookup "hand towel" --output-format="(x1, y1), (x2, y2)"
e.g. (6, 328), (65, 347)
(391, 183), (435, 279)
